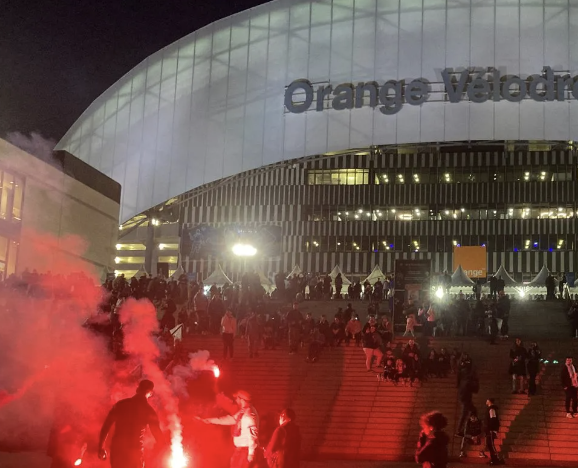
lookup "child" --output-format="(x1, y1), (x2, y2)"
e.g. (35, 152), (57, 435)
(395, 358), (408, 386)
(459, 410), (484, 458)
(404, 314), (417, 337)
(381, 356), (396, 383)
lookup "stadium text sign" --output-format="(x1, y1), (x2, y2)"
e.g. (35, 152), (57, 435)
(285, 66), (576, 114)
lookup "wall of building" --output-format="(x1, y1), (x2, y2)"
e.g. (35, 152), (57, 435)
(0, 139), (120, 279)
(180, 144), (578, 282)
(56, 0), (578, 223)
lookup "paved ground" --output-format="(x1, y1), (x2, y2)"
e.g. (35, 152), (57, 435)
(0, 453), (571, 468)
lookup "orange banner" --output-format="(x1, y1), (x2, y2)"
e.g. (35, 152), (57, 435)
(453, 246), (487, 278)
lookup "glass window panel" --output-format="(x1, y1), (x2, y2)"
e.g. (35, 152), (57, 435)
(0, 235), (7, 262)
(12, 176), (23, 221)
(0, 172), (13, 220)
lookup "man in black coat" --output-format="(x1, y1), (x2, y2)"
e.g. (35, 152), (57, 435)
(98, 380), (165, 468)
(265, 408), (301, 468)
(561, 356), (578, 418)
(509, 338), (528, 394)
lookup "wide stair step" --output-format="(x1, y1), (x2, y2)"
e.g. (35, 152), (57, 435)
(184, 334), (578, 463)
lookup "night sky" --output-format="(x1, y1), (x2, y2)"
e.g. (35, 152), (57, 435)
(0, 0), (270, 142)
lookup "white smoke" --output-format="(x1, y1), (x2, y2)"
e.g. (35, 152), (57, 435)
(4, 131), (57, 165)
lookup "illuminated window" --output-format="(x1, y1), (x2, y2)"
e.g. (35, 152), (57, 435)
(12, 176), (23, 221)
(307, 169), (369, 185)
(115, 256), (145, 264)
(158, 256), (178, 263)
(116, 243), (146, 251)
(0, 171), (13, 220)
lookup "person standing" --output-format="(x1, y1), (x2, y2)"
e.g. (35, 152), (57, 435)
(526, 342), (541, 396)
(415, 411), (449, 468)
(265, 408), (301, 468)
(361, 324), (383, 371)
(246, 311), (261, 358)
(482, 398), (503, 465)
(509, 338), (528, 394)
(98, 380), (165, 468)
(561, 356), (578, 418)
(198, 390), (260, 468)
(286, 303), (303, 354)
(456, 365), (477, 437)
(221, 310), (237, 360)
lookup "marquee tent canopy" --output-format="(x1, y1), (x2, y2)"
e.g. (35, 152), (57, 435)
(363, 265), (386, 285)
(527, 265), (550, 287)
(204, 264), (233, 286)
(492, 265), (518, 286)
(258, 270), (275, 292)
(329, 265), (352, 286)
(451, 265), (475, 286)
(134, 265), (148, 278)
(287, 265), (302, 278)
(170, 265), (185, 280)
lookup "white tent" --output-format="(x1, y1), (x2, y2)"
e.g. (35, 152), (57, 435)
(363, 265), (386, 285)
(527, 265), (550, 287)
(134, 264), (148, 278)
(451, 265), (475, 286)
(286, 265), (302, 278)
(257, 270), (275, 293)
(204, 264), (233, 286)
(170, 265), (185, 280)
(493, 264), (518, 286)
(329, 265), (352, 286)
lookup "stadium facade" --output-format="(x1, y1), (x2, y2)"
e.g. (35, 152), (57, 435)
(56, 0), (578, 282)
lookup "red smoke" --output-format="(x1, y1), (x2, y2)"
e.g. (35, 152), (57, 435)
(0, 231), (113, 459)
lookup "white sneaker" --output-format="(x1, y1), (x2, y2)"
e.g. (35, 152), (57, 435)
(566, 413), (573, 418)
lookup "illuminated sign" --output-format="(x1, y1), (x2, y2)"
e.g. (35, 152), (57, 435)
(285, 66), (575, 114)
(453, 246), (487, 278)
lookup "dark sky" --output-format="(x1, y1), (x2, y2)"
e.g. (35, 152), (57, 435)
(0, 0), (270, 141)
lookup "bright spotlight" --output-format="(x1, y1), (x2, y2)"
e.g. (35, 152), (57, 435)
(232, 243), (257, 257)
(435, 287), (444, 299)
(519, 290), (526, 298)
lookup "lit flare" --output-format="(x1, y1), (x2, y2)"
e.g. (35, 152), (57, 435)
(213, 365), (220, 378)
(169, 442), (188, 468)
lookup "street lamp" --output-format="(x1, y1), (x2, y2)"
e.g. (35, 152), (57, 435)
(232, 243), (257, 257)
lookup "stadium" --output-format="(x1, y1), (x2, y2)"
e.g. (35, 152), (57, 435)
(55, 0), (578, 284)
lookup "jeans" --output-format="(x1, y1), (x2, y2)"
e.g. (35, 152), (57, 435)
(363, 348), (383, 370)
(565, 386), (578, 413)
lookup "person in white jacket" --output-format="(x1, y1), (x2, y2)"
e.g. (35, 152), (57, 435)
(198, 390), (260, 468)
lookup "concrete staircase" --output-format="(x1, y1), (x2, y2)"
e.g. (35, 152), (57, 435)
(183, 331), (578, 465)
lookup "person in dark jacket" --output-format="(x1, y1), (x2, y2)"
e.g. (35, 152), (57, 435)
(98, 380), (165, 468)
(481, 398), (503, 465)
(459, 409), (483, 458)
(415, 411), (449, 468)
(527, 342), (542, 396)
(265, 408), (301, 468)
(509, 338), (528, 394)
(361, 324), (383, 371)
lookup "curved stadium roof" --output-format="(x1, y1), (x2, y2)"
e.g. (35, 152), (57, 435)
(56, 0), (578, 222)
